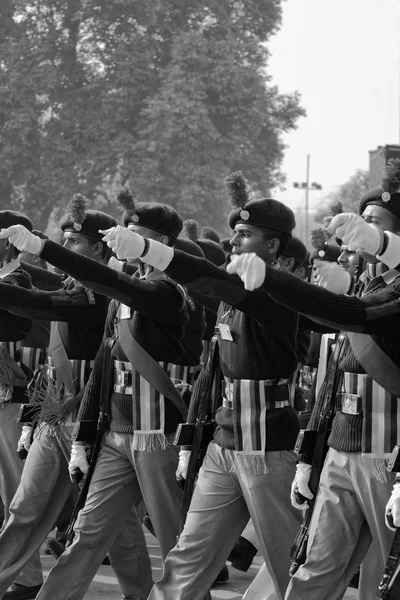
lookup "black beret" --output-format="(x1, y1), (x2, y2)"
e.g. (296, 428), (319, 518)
(196, 239), (226, 266)
(123, 202), (183, 240)
(0, 210), (33, 231)
(228, 198), (295, 236)
(358, 187), (400, 219)
(60, 209), (117, 239)
(359, 159), (400, 218)
(175, 237), (205, 258)
(280, 236), (308, 266)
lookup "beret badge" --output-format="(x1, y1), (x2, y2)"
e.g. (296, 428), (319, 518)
(381, 191), (391, 202)
(73, 222), (83, 231)
(240, 209), (250, 221)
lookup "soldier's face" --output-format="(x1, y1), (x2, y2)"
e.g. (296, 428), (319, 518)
(63, 232), (97, 259)
(230, 224), (276, 263)
(360, 205), (400, 262)
(338, 247), (361, 278)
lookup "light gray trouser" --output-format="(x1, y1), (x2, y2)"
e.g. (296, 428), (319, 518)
(0, 403), (42, 587)
(148, 441), (301, 600)
(285, 448), (396, 600)
(35, 430), (181, 600)
(0, 424), (153, 600)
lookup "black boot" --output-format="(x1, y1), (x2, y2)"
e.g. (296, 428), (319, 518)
(3, 584), (42, 600)
(211, 564), (229, 587)
(228, 536), (258, 572)
(44, 537), (65, 558)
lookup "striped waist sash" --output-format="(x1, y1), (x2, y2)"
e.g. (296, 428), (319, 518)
(343, 372), (400, 481)
(114, 360), (195, 394)
(0, 340), (22, 359)
(114, 359), (190, 449)
(19, 347), (48, 373)
(224, 377), (291, 456)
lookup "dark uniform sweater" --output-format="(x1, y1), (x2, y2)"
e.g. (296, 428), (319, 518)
(29, 241), (194, 438)
(258, 265), (400, 454)
(157, 250), (301, 452)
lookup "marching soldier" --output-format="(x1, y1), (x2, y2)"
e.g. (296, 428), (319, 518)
(0, 199), (151, 600)
(228, 160), (400, 600)
(97, 171), (303, 600)
(0, 193), (203, 600)
(0, 210), (44, 600)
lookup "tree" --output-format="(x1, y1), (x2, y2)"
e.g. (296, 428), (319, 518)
(314, 169), (369, 224)
(0, 0), (305, 234)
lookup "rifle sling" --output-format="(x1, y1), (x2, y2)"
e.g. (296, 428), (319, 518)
(348, 332), (400, 398)
(117, 318), (188, 421)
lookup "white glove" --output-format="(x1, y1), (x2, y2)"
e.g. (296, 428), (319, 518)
(17, 425), (32, 453)
(227, 253), (266, 291)
(108, 255), (125, 272)
(385, 482), (400, 531)
(100, 226), (145, 260)
(290, 463), (313, 510)
(69, 441), (90, 483)
(176, 450), (191, 480)
(327, 213), (384, 255)
(313, 260), (352, 294)
(0, 225), (43, 255)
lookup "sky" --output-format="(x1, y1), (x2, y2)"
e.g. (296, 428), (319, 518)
(269, 0), (400, 212)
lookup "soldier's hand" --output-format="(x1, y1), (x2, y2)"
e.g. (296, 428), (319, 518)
(17, 425), (32, 453)
(0, 225), (43, 255)
(327, 213), (384, 255)
(385, 482), (400, 530)
(227, 253), (266, 291)
(176, 449), (191, 481)
(100, 226), (145, 260)
(69, 441), (90, 484)
(290, 463), (313, 509)
(108, 256), (125, 272)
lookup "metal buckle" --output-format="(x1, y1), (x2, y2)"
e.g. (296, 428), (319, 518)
(340, 392), (363, 415)
(299, 368), (316, 391)
(114, 370), (132, 387)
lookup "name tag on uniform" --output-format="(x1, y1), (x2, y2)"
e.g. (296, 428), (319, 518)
(119, 304), (131, 320)
(218, 323), (233, 341)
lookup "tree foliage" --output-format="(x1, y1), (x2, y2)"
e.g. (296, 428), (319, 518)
(0, 0), (305, 233)
(314, 169), (370, 223)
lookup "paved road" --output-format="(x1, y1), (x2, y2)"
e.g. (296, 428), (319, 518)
(40, 530), (358, 599)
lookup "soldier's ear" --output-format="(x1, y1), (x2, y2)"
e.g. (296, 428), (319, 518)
(92, 240), (103, 256)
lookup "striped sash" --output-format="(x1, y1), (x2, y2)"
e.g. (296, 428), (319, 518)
(343, 372), (400, 481)
(114, 359), (194, 439)
(20, 347), (47, 373)
(114, 359), (165, 441)
(224, 377), (290, 473)
(0, 340), (22, 357)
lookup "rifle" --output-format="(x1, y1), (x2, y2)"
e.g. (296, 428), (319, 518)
(58, 337), (115, 551)
(289, 333), (346, 576)
(377, 528), (400, 599)
(175, 336), (220, 534)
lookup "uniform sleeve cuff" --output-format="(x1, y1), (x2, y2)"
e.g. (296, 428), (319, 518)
(143, 240), (174, 271)
(377, 231), (400, 269)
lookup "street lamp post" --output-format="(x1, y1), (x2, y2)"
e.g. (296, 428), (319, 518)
(293, 154), (322, 246)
